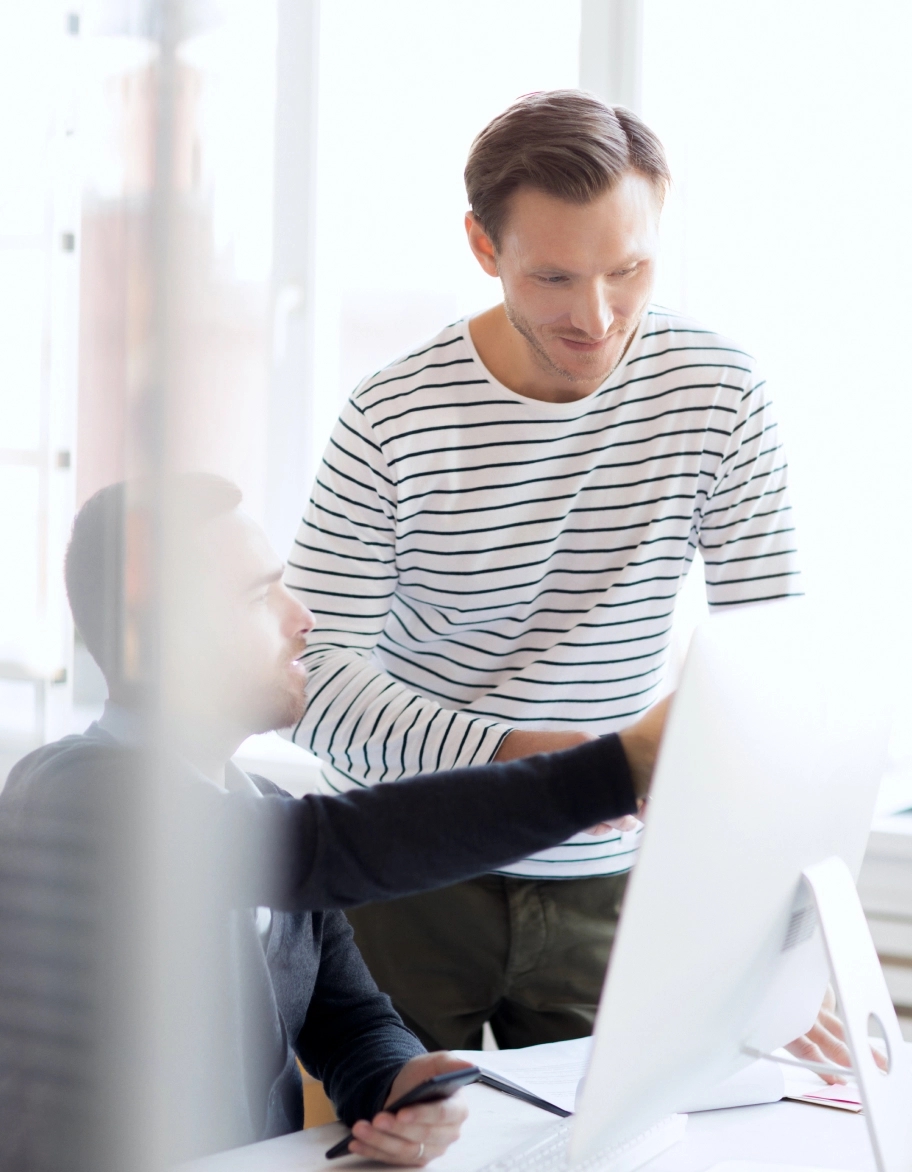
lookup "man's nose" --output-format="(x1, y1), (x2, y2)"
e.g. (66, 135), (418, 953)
(288, 592), (316, 635)
(570, 282), (614, 339)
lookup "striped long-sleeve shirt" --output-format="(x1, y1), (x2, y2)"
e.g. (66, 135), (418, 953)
(285, 306), (802, 878)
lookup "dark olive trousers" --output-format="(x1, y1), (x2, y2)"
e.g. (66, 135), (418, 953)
(345, 871), (629, 1051)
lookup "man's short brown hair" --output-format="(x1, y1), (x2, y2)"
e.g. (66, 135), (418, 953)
(464, 89), (671, 249)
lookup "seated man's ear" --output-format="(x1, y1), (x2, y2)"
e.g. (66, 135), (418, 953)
(122, 506), (153, 687)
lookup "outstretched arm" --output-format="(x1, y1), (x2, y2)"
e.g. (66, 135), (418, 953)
(228, 699), (668, 913)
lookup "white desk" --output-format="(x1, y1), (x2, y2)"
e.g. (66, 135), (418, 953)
(180, 814), (912, 1172)
(182, 1084), (877, 1172)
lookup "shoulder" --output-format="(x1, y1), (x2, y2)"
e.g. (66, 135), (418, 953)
(635, 306), (759, 378)
(349, 320), (477, 417)
(0, 733), (136, 841)
(3, 733), (129, 801)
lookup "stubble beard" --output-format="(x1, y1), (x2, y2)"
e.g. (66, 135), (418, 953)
(503, 296), (635, 389)
(247, 665), (308, 736)
(275, 670), (308, 732)
(276, 687), (307, 733)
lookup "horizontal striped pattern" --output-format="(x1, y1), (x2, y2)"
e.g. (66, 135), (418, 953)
(286, 307), (801, 878)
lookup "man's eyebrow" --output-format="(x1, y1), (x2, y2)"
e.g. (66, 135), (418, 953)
(246, 567), (284, 592)
(530, 252), (647, 274)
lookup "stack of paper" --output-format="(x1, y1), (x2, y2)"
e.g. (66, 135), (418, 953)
(452, 1038), (862, 1116)
(781, 1064), (862, 1113)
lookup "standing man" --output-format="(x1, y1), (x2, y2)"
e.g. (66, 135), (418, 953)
(286, 90), (801, 1050)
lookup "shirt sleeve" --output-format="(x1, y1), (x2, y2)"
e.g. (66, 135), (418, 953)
(296, 910), (424, 1126)
(284, 394), (511, 785)
(699, 367), (803, 607)
(227, 735), (637, 912)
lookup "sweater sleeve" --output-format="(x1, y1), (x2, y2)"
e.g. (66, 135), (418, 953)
(699, 365), (803, 607)
(296, 910), (425, 1126)
(284, 395), (511, 785)
(226, 734), (637, 912)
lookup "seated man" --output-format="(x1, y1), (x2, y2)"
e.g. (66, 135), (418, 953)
(0, 475), (665, 1169)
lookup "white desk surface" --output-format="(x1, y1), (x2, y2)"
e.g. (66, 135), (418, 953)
(182, 1084), (876, 1172)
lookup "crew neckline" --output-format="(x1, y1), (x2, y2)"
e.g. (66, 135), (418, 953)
(94, 700), (260, 796)
(460, 307), (651, 416)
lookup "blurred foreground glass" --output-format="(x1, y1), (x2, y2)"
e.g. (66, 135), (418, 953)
(0, 2), (288, 1168)
(0, 5), (78, 770)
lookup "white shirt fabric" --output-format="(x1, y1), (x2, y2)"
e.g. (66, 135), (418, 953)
(286, 306), (802, 879)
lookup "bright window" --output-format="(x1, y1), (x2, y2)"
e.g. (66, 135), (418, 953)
(642, 0), (912, 797)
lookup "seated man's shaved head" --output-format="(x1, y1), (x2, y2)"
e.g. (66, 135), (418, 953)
(65, 474), (243, 693)
(65, 474), (316, 768)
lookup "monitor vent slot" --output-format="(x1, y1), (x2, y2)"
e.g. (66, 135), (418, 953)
(781, 905), (817, 951)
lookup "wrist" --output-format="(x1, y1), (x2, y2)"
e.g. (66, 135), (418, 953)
(617, 728), (651, 802)
(492, 727), (595, 762)
(616, 696), (671, 802)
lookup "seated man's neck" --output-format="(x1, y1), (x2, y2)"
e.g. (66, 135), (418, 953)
(175, 736), (229, 788)
(107, 688), (238, 789)
(167, 716), (244, 789)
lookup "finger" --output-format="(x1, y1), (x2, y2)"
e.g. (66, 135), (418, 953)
(351, 1132), (449, 1163)
(368, 1115), (465, 1148)
(817, 1009), (845, 1041)
(392, 1099), (470, 1128)
(351, 1120), (452, 1164)
(809, 1017), (888, 1073)
(805, 1023), (852, 1070)
(785, 1035), (845, 1085)
(349, 1137), (437, 1166)
(585, 816), (637, 834)
(368, 1108), (466, 1141)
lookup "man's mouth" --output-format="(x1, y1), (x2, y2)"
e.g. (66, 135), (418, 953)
(558, 335), (608, 352)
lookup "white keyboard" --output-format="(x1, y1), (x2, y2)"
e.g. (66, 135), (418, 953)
(477, 1112), (687, 1172)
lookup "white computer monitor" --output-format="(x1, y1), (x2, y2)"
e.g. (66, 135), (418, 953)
(571, 599), (891, 1162)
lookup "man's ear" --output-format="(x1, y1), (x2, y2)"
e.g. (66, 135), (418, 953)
(122, 506), (152, 686)
(464, 211), (499, 278)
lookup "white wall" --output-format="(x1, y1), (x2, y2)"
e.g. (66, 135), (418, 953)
(311, 0), (583, 470)
(644, 1), (912, 614)
(642, 0), (912, 774)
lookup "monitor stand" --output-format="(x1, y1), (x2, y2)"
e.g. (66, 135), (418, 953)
(802, 856), (912, 1172)
(736, 856), (912, 1172)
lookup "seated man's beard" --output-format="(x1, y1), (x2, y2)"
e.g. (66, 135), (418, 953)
(259, 677), (308, 735)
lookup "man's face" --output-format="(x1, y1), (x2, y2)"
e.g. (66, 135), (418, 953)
(473, 172), (661, 388)
(184, 511), (315, 738)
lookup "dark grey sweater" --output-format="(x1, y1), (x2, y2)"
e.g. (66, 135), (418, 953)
(0, 725), (636, 1168)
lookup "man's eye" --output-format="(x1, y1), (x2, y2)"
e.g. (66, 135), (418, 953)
(539, 275), (567, 285)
